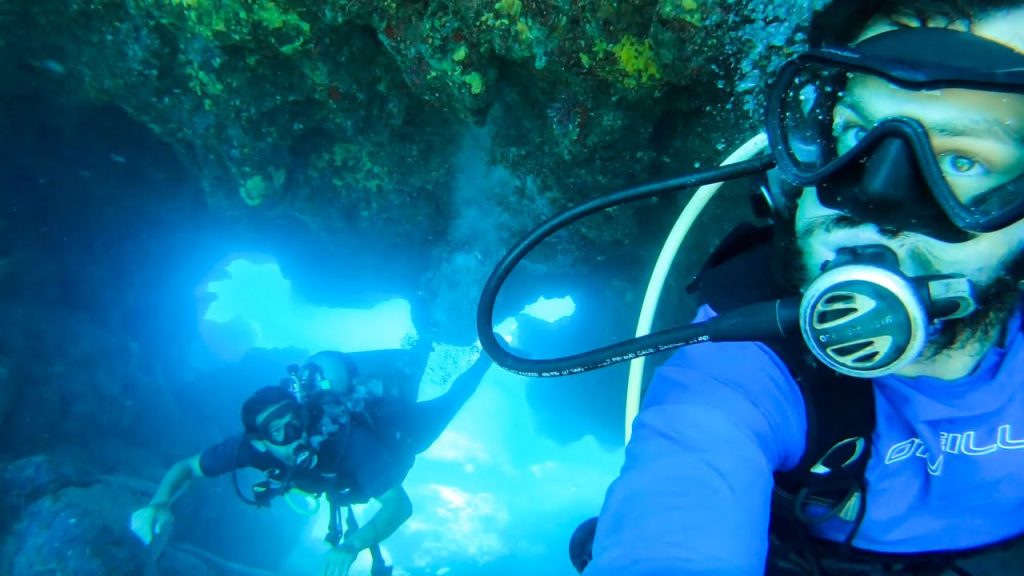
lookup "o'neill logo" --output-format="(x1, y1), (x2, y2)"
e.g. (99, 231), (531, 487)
(884, 425), (1024, 476)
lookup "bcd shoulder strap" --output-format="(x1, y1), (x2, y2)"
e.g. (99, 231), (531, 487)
(687, 223), (875, 528)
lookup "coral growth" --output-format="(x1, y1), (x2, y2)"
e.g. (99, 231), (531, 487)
(8, 0), (832, 257)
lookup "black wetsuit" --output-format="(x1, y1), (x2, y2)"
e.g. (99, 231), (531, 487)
(200, 354), (492, 500)
(199, 419), (412, 501)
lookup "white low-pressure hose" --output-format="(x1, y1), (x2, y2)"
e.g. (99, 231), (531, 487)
(624, 133), (770, 444)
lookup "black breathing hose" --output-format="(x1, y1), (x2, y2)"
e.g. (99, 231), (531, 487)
(476, 155), (784, 377)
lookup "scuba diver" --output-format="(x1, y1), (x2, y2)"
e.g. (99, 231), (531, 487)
(476, 0), (1024, 574)
(130, 349), (491, 576)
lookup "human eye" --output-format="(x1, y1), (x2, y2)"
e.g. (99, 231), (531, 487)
(931, 145), (1015, 203)
(832, 120), (868, 155)
(269, 422), (286, 439)
(937, 153), (988, 178)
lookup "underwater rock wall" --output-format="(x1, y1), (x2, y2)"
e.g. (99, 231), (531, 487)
(2, 0), (845, 346)
(8, 0), (831, 250)
(0, 360), (11, 429)
(0, 454), (255, 575)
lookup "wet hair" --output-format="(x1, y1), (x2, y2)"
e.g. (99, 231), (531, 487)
(241, 386), (296, 435)
(810, 0), (1023, 46)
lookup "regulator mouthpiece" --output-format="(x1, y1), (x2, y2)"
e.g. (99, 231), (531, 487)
(799, 245), (976, 377)
(293, 446), (317, 471)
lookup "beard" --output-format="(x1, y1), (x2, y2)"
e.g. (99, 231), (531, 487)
(920, 257), (1022, 359)
(777, 212), (1024, 361)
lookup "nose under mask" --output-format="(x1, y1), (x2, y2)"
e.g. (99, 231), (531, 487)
(816, 137), (973, 242)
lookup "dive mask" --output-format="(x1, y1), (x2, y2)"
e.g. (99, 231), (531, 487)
(767, 27), (1024, 240)
(257, 401), (305, 447)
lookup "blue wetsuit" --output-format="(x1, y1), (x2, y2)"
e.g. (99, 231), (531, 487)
(585, 306), (1024, 575)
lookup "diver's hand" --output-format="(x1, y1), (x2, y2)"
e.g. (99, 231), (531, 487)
(130, 504), (173, 545)
(324, 544), (358, 576)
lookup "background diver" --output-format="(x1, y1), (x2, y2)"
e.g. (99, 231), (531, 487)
(131, 348), (491, 576)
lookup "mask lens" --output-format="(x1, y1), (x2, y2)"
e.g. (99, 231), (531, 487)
(776, 60), (850, 172)
(259, 402), (304, 446)
(946, 138), (1024, 231)
(277, 420), (303, 445)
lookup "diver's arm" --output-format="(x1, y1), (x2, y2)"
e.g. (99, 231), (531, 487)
(131, 455), (204, 545)
(342, 484), (413, 552)
(587, 403), (777, 575)
(148, 455), (204, 507)
(585, 338), (806, 575)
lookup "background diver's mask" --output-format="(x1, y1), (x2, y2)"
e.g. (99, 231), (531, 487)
(256, 400), (317, 470)
(258, 401), (305, 446)
(766, 27), (1024, 242)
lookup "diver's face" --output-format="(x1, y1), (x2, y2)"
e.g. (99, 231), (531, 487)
(797, 11), (1024, 317)
(256, 402), (307, 466)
